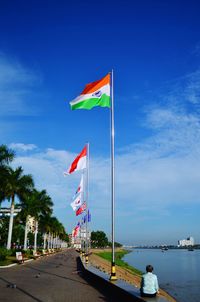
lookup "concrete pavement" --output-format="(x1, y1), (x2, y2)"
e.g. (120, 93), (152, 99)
(0, 249), (118, 302)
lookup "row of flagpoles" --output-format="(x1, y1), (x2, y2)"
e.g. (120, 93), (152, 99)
(65, 70), (117, 280)
(64, 144), (91, 258)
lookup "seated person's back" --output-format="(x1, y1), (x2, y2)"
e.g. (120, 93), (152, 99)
(140, 264), (159, 297)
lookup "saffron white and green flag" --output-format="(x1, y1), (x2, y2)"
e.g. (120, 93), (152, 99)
(69, 73), (110, 110)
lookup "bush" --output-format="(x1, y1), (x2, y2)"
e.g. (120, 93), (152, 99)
(10, 249), (22, 256)
(23, 249), (31, 256)
(0, 247), (10, 261)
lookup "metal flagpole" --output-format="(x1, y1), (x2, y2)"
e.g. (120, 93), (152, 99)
(80, 172), (85, 256)
(85, 142), (89, 263)
(110, 69), (117, 281)
(80, 192), (83, 257)
(80, 172), (85, 257)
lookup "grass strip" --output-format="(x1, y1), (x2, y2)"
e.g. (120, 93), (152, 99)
(94, 249), (142, 276)
(0, 256), (16, 266)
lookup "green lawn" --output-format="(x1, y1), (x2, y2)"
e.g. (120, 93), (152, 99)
(94, 249), (142, 276)
(0, 256), (17, 266)
(0, 251), (34, 266)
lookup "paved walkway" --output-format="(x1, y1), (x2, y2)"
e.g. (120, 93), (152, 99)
(0, 249), (117, 302)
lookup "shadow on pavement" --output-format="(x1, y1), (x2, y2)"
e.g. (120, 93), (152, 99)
(0, 276), (44, 302)
(24, 263), (89, 286)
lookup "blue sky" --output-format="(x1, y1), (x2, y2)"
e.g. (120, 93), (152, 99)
(1, 0), (200, 245)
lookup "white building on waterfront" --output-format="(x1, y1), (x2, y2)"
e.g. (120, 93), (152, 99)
(178, 236), (194, 247)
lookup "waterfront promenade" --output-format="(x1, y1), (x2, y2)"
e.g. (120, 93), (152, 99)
(0, 249), (119, 302)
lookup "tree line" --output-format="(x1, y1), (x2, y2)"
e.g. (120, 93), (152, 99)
(0, 144), (69, 251)
(91, 230), (122, 248)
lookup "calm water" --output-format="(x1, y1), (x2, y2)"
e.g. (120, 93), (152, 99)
(123, 249), (200, 302)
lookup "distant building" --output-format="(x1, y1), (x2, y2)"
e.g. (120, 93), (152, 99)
(26, 215), (36, 233)
(178, 236), (194, 247)
(71, 228), (91, 249)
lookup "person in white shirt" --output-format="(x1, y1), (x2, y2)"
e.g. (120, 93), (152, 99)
(140, 264), (159, 297)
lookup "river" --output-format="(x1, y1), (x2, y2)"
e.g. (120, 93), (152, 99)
(123, 248), (200, 302)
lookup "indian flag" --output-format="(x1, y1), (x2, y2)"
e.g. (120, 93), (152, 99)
(70, 73), (111, 110)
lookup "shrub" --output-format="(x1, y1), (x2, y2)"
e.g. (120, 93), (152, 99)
(23, 249), (31, 257)
(10, 249), (22, 256)
(0, 247), (9, 261)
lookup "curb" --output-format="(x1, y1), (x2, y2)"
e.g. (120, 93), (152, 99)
(0, 258), (34, 268)
(0, 263), (17, 268)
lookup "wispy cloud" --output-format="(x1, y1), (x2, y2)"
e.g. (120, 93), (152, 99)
(0, 53), (41, 116)
(192, 41), (200, 57)
(9, 143), (37, 152)
(6, 66), (200, 243)
(116, 69), (200, 214)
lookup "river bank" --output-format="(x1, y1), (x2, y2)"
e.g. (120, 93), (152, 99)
(123, 248), (200, 302)
(89, 249), (176, 302)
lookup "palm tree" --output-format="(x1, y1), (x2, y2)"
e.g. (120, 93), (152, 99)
(26, 190), (53, 251)
(20, 189), (53, 251)
(18, 192), (36, 250)
(33, 190), (53, 252)
(0, 145), (15, 203)
(3, 166), (34, 249)
(40, 216), (59, 250)
(0, 144), (15, 165)
(39, 214), (52, 250)
(48, 217), (67, 249)
(50, 217), (62, 249)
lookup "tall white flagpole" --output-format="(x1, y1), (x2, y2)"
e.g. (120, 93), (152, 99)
(110, 69), (117, 281)
(85, 142), (89, 263)
(80, 171), (84, 254)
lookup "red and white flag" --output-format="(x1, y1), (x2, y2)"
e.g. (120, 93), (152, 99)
(76, 202), (86, 216)
(73, 222), (80, 237)
(75, 174), (84, 195)
(70, 193), (82, 211)
(64, 146), (87, 175)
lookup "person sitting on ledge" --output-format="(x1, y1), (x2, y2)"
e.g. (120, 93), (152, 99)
(140, 264), (159, 297)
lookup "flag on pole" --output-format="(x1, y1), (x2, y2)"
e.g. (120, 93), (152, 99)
(83, 214), (87, 223)
(70, 193), (82, 211)
(75, 174), (84, 194)
(88, 209), (91, 222)
(69, 74), (111, 110)
(73, 222), (80, 237)
(65, 145), (87, 175)
(83, 210), (91, 223)
(76, 202), (86, 216)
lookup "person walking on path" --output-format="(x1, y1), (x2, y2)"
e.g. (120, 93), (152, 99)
(140, 264), (159, 297)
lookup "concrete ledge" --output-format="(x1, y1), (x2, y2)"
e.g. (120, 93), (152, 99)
(80, 257), (170, 302)
(79, 256), (145, 302)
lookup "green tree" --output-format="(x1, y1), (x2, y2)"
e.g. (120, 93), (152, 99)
(0, 216), (9, 247)
(0, 144), (15, 166)
(3, 167), (34, 249)
(91, 230), (109, 248)
(0, 145), (15, 203)
(47, 216), (64, 249)
(108, 241), (122, 248)
(19, 189), (53, 251)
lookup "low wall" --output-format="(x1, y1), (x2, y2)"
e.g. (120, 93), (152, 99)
(79, 255), (174, 302)
(78, 256), (142, 302)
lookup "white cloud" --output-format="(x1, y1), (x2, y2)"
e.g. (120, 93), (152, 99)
(7, 99), (200, 241)
(192, 42), (200, 57)
(9, 143), (37, 152)
(0, 53), (41, 116)
(4, 66), (200, 243)
(11, 105), (200, 214)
